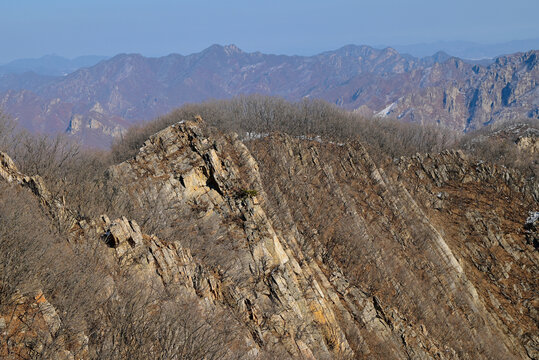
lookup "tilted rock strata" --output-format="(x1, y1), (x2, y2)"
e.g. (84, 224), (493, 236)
(393, 150), (539, 358)
(247, 134), (538, 359)
(106, 119), (359, 358)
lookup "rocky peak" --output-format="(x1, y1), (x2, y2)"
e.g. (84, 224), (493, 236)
(106, 118), (360, 357)
(224, 44), (243, 55)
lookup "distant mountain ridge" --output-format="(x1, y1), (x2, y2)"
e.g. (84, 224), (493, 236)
(0, 45), (537, 146)
(0, 55), (108, 76)
(391, 38), (539, 59)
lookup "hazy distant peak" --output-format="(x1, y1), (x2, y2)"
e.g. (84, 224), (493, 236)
(109, 53), (146, 61)
(494, 49), (539, 67)
(223, 44), (243, 54)
(431, 50), (451, 60)
(391, 38), (539, 60)
(0, 54), (108, 76)
(328, 44), (380, 57)
(1, 45), (536, 147)
(202, 44), (244, 56)
(381, 47), (399, 55)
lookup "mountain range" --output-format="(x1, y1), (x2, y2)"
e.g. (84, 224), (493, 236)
(0, 44), (537, 146)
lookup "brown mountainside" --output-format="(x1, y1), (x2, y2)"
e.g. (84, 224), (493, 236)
(0, 118), (537, 359)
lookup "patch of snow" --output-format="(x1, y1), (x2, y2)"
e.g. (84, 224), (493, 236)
(240, 62), (264, 72)
(90, 102), (105, 114)
(526, 211), (539, 225)
(242, 132), (345, 146)
(298, 135), (322, 142)
(397, 108), (413, 119)
(244, 132), (269, 140)
(172, 120), (185, 127)
(376, 102), (396, 117)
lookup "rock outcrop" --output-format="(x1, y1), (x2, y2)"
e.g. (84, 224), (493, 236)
(0, 151), (75, 229)
(248, 134), (538, 358)
(105, 118), (359, 358)
(0, 291), (65, 359)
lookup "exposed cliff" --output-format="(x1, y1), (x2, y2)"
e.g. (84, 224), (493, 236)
(387, 50), (539, 131)
(1, 118), (537, 359)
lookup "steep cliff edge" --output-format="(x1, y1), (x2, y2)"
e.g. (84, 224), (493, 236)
(1, 118), (537, 359)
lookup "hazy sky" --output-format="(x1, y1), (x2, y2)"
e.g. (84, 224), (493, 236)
(2, 0), (538, 62)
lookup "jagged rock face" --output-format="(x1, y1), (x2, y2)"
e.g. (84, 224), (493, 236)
(104, 120), (538, 358)
(0, 151), (75, 228)
(0, 291), (70, 359)
(489, 122), (539, 154)
(387, 50), (539, 131)
(106, 119), (358, 358)
(1, 119), (538, 358)
(72, 214), (224, 302)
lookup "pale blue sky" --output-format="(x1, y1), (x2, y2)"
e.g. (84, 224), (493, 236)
(1, 0), (538, 62)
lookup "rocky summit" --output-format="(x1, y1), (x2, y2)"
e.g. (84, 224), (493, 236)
(0, 118), (537, 359)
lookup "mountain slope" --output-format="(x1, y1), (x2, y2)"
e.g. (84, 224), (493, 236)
(386, 50), (539, 130)
(1, 118), (537, 358)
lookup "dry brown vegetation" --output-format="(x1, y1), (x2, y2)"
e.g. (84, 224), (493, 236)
(1, 99), (536, 222)
(457, 118), (539, 178)
(111, 95), (459, 164)
(0, 113), (245, 359)
(0, 183), (244, 360)
(0, 97), (536, 358)
(110, 95), (537, 178)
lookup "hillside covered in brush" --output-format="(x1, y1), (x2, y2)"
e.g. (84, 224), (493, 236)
(0, 99), (537, 359)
